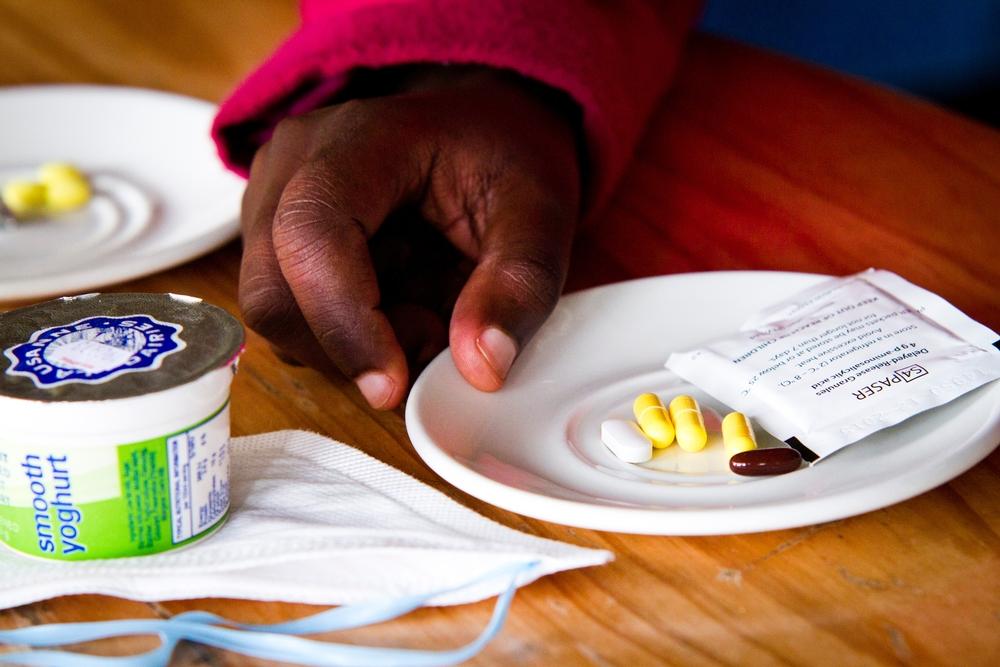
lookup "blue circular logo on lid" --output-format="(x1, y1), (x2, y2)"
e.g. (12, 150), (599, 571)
(3, 314), (185, 388)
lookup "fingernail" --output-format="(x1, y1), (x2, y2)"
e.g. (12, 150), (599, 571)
(356, 371), (395, 409)
(476, 327), (518, 381)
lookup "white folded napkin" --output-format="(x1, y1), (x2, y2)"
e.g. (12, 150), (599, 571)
(0, 430), (611, 610)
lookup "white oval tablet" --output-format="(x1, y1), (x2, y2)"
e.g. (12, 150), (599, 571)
(600, 419), (653, 463)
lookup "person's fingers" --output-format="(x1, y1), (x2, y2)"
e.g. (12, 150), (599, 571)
(449, 181), (578, 391)
(271, 155), (421, 409)
(369, 211), (466, 372)
(237, 135), (341, 376)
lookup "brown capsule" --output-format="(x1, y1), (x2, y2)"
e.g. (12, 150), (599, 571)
(729, 447), (802, 476)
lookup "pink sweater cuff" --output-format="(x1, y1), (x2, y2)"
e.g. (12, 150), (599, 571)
(213, 0), (698, 213)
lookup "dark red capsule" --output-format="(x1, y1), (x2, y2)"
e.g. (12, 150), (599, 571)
(729, 448), (802, 476)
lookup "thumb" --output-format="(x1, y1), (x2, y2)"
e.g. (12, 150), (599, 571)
(448, 187), (578, 391)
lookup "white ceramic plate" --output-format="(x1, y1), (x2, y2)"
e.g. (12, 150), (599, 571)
(406, 272), (1000, 535)
(0, 85), (244, 300)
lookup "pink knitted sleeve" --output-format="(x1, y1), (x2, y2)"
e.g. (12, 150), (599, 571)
(212, 0), (701, 213)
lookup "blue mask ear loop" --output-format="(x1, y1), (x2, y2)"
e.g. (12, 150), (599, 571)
(0, 559), (542, 667)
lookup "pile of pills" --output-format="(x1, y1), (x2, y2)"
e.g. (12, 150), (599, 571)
(600, 392), (802, 476)
(1, 162), (92, 219)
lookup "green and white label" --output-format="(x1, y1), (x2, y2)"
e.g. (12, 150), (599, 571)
(0, 403), (230, 560)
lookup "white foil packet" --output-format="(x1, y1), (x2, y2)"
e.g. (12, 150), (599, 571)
(666, 269), (1000, 460)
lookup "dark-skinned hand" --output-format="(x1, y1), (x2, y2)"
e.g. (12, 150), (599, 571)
(238, 66), (581, 409)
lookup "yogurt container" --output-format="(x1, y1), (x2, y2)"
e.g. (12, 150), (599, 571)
(0, 293), (244, 560)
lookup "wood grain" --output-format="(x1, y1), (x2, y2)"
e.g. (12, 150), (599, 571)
(1, 2), (998, 665)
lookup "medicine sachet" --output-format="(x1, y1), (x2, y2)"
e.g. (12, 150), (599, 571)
(666, 269), (1000, 460)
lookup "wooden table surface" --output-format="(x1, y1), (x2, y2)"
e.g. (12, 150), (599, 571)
(1, 2), (999, 665)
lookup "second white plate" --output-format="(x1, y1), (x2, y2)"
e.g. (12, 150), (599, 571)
(406, 272), (1000, 535)
(0, 85), (245, 300)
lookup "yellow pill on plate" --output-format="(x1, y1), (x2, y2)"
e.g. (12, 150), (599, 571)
(44, 174), (91, 212)
(632, 392), (674, 448)
(1, 179), (47, 217)
(38, 162), (91, 212)
(722, 411), (757, 457)
(38, 162), (86, 185)
(668, 395), (708, 452)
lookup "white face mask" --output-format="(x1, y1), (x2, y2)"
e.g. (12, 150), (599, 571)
(0, 430), (612, 664)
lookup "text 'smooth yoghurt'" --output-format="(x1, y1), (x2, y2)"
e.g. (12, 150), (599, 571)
(0, 293), (244, 560)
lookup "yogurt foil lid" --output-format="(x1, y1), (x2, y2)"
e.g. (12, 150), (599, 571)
(0, 293), (244, 402)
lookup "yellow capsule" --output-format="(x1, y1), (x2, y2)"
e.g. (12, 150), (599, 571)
(722, 411), (757, 457)
(44, 176), (91, 212)
(668, 395), (708, 452)
(38, 162), (91, 212)
(1, 179), (47, 217)
(632, 393), (675, 448)
(38, 162), (86, 184)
